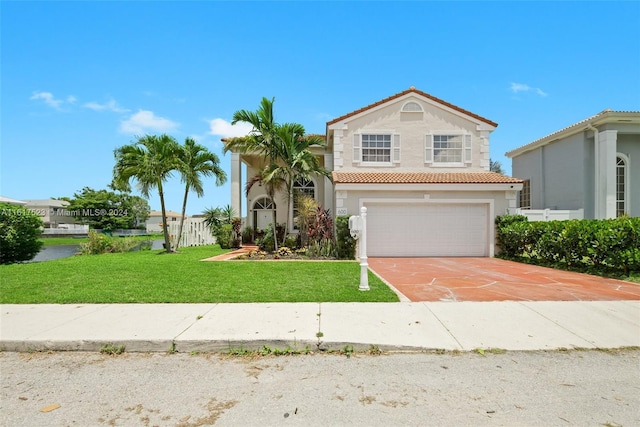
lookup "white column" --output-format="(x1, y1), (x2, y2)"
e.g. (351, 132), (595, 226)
(324, 153), (334, 214)
(359, 206), (369, 291)
(230, 153), (242, 219)
(598, 130), (618, 219)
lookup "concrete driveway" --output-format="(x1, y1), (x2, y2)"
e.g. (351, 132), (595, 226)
(368, 257), (640, 302)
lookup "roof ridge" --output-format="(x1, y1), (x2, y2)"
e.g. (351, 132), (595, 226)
(327, 87), (498, 127)
(506, 110), (640, 156)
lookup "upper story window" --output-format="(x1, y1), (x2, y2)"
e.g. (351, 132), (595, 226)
(293, 177), (315, 199)
(353, 133), (400, 165)
(401, 101), (423, 112)
(425, 133), (472, 166)
(363, 134), (391, 162)
(293, 177), (316, 229)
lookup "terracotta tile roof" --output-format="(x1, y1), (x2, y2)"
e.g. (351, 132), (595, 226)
(332, 171), (523, 184)
(221, 134), (326, 144)
(327, 87), (498, 128)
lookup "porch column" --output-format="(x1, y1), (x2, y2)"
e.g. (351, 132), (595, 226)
(324, 153), (334, 214)
(597, 130), (618, 219)
(230, 152), (242, 219)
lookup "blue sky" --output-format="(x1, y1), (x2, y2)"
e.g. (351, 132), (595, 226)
(2, 1), (639, 216)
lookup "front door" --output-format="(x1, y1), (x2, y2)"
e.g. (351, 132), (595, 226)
(255, 210), (271, 230)
(253, 197), (276, 231)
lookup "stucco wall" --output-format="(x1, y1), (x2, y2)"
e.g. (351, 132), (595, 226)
(334, 96), (489, 172)
(244, 165), (331, 230)
(512, 133), (587, 213)
(541, 132), (586, 211)
(335, 188), (514, 218)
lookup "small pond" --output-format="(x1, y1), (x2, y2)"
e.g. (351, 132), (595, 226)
(31, 240), (164, 262)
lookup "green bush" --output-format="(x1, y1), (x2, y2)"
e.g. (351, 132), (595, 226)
(284, 234), (299, 249)
(495, 215), (640, 275)
(242, 226), (254, 244)
(255, 223), (286, 252)
(80, 230), (139, 255)
(214, 224), (235, 249)
(0, 203), (44, 264)
(336, 215), (356, 260)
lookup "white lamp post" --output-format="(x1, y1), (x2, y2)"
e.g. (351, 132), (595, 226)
(349, 206), (369, 291)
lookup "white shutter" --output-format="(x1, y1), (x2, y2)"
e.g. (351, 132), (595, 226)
(425, 134), (433, 164)
(464, 134), (472, 164)
(392, 134), (401, 163)
(353, 134), (361, 164)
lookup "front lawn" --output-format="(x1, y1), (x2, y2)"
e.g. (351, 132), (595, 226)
(0, 245), (399, 303)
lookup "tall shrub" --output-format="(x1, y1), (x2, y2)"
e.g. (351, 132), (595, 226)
(336, 215), (356, 260)
(0, 203), (44, 264)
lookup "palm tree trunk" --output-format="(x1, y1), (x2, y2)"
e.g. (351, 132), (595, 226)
(286, 181), (293, 235)
(175, 184), (190, 251)
(272, 207), (278, 251)
(158, 181), (173, 253)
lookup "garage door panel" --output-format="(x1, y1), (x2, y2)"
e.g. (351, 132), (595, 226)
(366, 203), (488, 257)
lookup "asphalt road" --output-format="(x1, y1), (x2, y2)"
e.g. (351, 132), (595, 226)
(1, 350), (638, 426)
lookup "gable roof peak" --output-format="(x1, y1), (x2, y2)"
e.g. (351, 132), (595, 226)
(327, 87), (497, 128)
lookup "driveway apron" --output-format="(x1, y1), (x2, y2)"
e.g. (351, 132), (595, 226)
(368, 257), (640, 302)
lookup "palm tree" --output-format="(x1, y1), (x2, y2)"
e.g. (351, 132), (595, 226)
(112, 134), (180, 253)
(225, 97), (279, 162)
(245, 164), (286, 250)
(225, 98), (331, 235)
(175, 138), (227, 251)
(271, 123), (330, 231)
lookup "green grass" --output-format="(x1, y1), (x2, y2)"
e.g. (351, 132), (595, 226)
(0, 245), (399, 303)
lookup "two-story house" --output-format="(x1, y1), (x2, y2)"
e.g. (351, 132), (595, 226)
(506, 110), (640, 219)
(227, 87), (523, 257)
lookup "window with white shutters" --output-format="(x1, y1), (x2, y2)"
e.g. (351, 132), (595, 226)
(425, 133), (471, 166)
(353, 133), (399, 166)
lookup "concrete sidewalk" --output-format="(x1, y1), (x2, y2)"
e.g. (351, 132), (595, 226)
(1, 301), (638, 353)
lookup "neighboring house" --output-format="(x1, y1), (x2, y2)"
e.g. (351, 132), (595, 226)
(23, 199), (77, 228)
(0, 196), (27, 206)
(145, 210), (185, 233)
(226, 87), (523, 257)
(506, 110), (640, 219)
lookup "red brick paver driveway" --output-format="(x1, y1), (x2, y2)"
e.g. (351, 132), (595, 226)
(368, 257), (640, 302)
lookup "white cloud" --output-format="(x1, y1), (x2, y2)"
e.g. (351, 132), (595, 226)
(208, 118), (253, 138)
(66, 95), (77, 104)
(535, 88), (548, 97)
(30, 91), (64, 109)
(84, 98), (130, 113)
(119, 110), (179, 134)
(510, 82), (548, 97)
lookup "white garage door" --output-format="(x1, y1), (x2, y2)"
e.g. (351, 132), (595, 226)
(366, 203), (488, 257)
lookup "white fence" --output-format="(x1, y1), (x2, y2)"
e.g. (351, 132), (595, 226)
(514, 208), (584, 222)
(41, 224), (90, 235)
(168, 218), (215, 247)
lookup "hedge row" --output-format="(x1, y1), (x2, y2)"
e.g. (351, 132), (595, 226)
(495, 215), (640, 275)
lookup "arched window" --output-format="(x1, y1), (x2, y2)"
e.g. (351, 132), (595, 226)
(616, 154), (629, 217)
(253, 197), (275, 210)
(293, 177), (315, 200)
(401, 101), (423, 112)
(293, 177), (315, 229)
